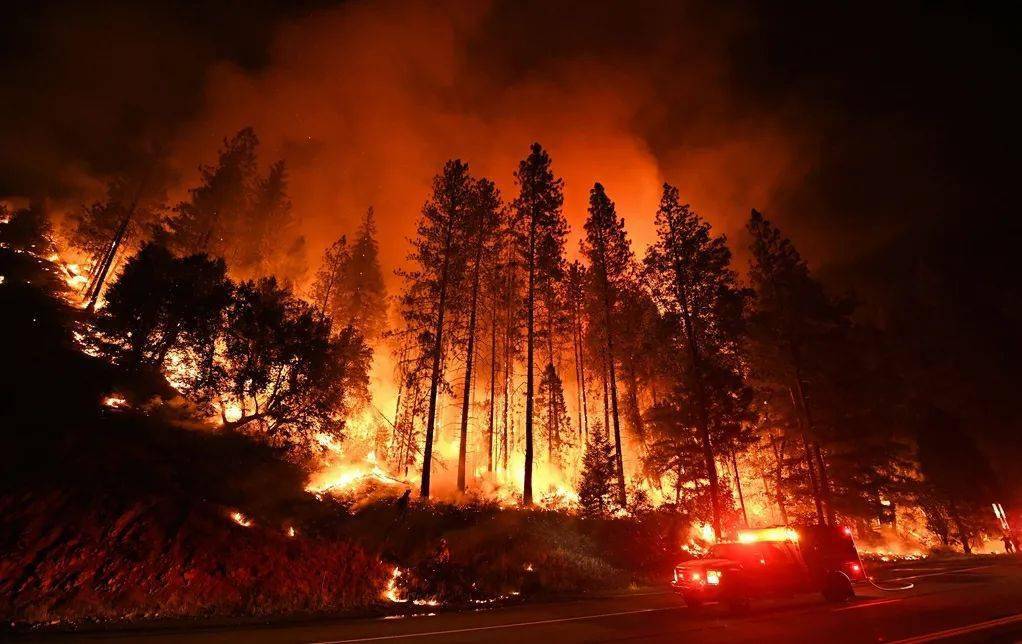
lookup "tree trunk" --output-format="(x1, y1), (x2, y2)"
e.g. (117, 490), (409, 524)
(625, 360), (644, 444)
(599, 276), (627, 508)
(457, 219), (487, 492)
(674, 278), (721, 540)
(800, 429), (825, 525)
(420, 224), (455, 498)
(573, 303), (589, 438)
(601, 353), (610, 436)
(812, 440), (835, 525)
(524, 213), (537, 505)
(86, 211), (132, 312)
(488, 299), (498, 473)
(732, 451), (749, 527)
(792, 353), (834, 525)
(769, 438), (790, 525)
(948, 499), (972, 554)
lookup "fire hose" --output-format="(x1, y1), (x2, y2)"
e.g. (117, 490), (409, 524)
(858, 556), (915, 591)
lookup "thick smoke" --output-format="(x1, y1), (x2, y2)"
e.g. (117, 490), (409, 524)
(166, 0), (813, 284)
(3, 1), (816, 283)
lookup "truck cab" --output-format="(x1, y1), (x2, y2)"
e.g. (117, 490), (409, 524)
(672, 526), (863, 610)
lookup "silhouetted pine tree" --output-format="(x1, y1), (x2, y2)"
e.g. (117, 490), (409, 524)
(311, 234), (350, 318)
(581, 182), (632, 507)
(456, 179), (501, 491)
(578, 425), (618, 517)
(512, 143), (566, 505)
(168, 128), (258, 258)
(643, 183), (751, 539)
(400, 160), (473, 498)
(746, 208), (850, 525)
(536, 362), (571, 465)
(337, 207), (387, 342)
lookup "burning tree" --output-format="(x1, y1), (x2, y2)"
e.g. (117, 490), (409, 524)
(746, 208), (877, 526)
(168, 128), (258, 258)
(536, 362), (572, 465)
(338, 208), (388, 343)
(581, 183), (634, 508)
(69, 170), (166, 311)
(511, 143), (567, 505)
(578, 425), (619, 517)
(219, 277), (370, 448)
(233, 160), (301, 279)
(455, 179), (502, 492)
(400, 160), (474, 498)
(643, 183), (751, 539)
(312, 234), (351, 318)
(642, 400), (705, 506)
(98, 243), (232, 373)
(165, 128), (306, 285)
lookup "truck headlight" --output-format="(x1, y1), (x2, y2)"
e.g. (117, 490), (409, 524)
(706, 570), (721, 585)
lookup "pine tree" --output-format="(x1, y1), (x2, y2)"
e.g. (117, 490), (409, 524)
(564, 261), (590, 439)
(337, 207), (387, 342)
(536, 362), (571, 465)
(643, 183), (751, 539)
(234, 160), (296, 279)
(169, 128), (259, 258)
(746, 208), (849, 525)
(72, 169), (166, 311)
(578, 426), (618, 517)
(456, 179), (501, 491)
(400, 159), (474, 498)
(643, 399), (705, 506)
(580, 182), (632, 507)
(512, 143), (567, 505)
(311, 234), (349, 318)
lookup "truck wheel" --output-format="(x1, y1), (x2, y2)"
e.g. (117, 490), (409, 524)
(682, 593), (703, 609)
(721, 575), (750, 613)
(822, 571), (855, 603)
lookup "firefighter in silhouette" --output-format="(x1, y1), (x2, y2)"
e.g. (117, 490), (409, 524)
(434, 537), (451, 563)
(395, 488), (411, 521)
(1003, 533), (1017, 554)
(396, 488), (411, 511)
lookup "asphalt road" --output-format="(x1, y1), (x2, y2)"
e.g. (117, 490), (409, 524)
(12, 556), (1022, 643)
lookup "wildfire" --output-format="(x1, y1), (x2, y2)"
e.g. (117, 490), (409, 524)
(384, 567), (407, 603)
(229, 511), (253, 527)
(306, 449), (406, 497)
(681, 523), (716, 557)
(102, 394), (129, 409)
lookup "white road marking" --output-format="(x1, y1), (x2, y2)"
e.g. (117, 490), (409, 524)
(832, 598), (902, 611)
(882, 565), (993, 583)
(306, 606), (682, 643)
(889, 611), (1022, 643)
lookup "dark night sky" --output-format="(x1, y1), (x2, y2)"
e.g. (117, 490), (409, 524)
(2, 1), (1020, 473)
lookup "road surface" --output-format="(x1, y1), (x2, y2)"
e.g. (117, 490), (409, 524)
(12, 556), (1022, 643)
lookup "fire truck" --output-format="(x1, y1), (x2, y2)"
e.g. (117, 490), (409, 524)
(671, 525), (866, 610)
